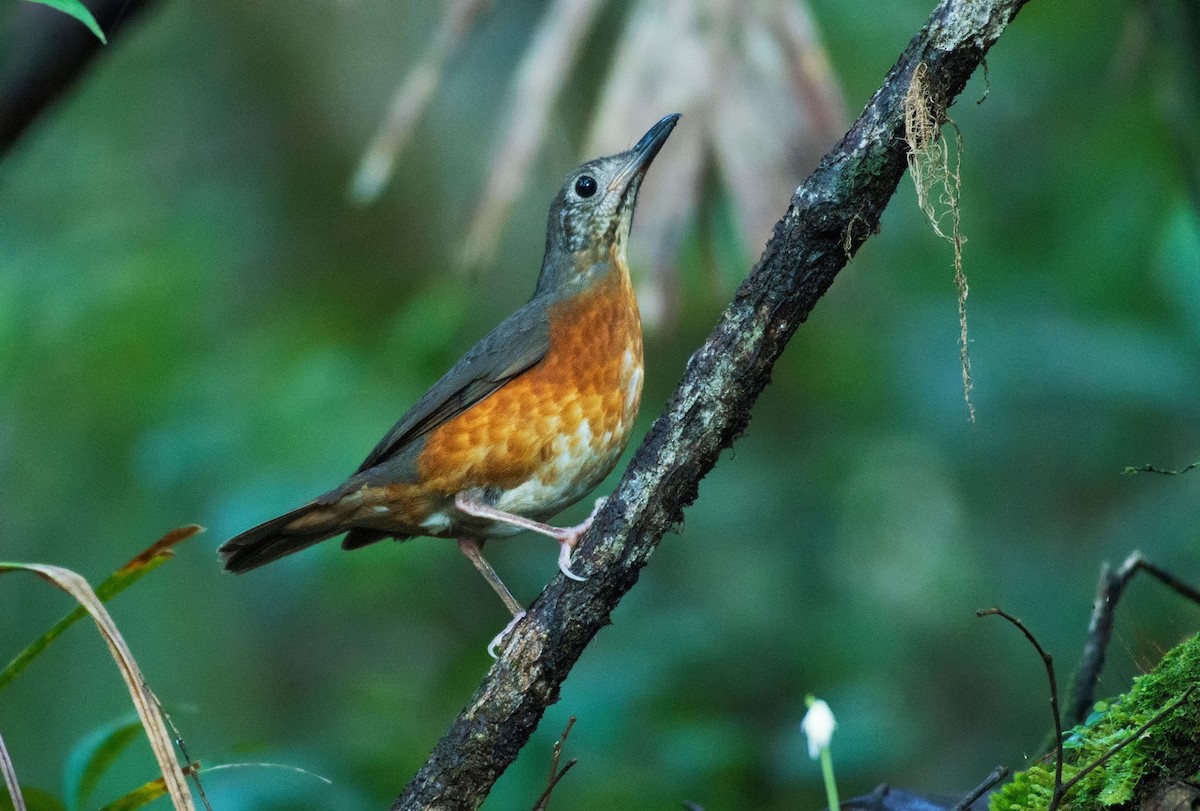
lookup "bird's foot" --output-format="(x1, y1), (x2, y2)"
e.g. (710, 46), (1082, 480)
(558, 541), (586, 582)
(578, 496), (607, 534)
(488, 610), (527, 659)
(554, 497), (607, 581)
(454, 493), (611, 583)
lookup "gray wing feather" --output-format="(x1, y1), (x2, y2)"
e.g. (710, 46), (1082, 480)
(352, 297), (552, 475)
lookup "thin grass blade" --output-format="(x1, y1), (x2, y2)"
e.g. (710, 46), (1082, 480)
(0, 526), (202, 692)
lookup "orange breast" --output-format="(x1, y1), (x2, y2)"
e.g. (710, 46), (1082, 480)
(391, 263), (643, 534)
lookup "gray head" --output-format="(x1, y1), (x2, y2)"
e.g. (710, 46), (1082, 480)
(535, 114), (680, 296)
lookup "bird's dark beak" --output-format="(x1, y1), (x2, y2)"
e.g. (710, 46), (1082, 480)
(608, 113), (681, 193)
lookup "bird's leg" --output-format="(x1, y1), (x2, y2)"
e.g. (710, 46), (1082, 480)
(457, 537), (523, 616)
(454, 493), (606, 582)
(457, 537), (527, 659)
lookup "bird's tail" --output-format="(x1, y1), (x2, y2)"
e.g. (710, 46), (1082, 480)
(218, 503), (344, 573)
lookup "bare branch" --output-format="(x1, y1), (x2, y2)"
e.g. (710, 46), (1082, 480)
(950, 765), (1010, 811)
(530, 716), (577, 811)
(1123, 462), (1199, 476)
(1067, 551), (1200, 727)
(393, 0), (1032, 807)
(976, 608), (1065, 808)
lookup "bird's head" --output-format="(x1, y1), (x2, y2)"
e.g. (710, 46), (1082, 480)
(536, 114), (679, 295)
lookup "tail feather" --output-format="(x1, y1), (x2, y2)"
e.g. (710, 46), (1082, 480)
(341, 527), (391, 550)
(219, 504), (343, 573)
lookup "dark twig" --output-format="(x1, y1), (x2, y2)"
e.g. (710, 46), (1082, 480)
(981, 606), (1199, 811)
(1136, 559), (1200, 605)
(1123, 462), (1199, 475)
(1069, 555), (1139, 728)
(950, 765), (1010, 811)
(393, 1), (1033, 806)
(529, 757), (576, 810)
(1068, 552), (1200, 727)
(531, 716), (578, 811)
(977, 608), (1065, 808)
(152, 691), (213, 811)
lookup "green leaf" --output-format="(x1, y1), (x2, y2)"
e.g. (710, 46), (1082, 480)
(0, 526), (202, 693)
(21, 0), (107, 44)
(0, 786), (67, 811)
(94, 778), (168, 811)
(63, 718), (143, 811)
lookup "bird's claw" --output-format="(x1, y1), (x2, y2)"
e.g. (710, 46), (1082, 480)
(558, 541), (587, 582)
(488, 610), (527, 659)
(557, 495), (606, 582)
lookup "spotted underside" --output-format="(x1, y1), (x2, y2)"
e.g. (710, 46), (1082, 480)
(216, 114), (677, 578)
(346, 258), (643, 539)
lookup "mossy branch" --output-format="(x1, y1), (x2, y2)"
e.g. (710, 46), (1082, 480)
(992, 633), (1200, 810)
(392, 0), (1033, 807)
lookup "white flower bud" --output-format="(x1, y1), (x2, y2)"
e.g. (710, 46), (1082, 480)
(801, 698), (836, 760)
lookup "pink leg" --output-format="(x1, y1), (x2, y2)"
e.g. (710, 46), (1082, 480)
(457, 537), (528, 659)
(457, 537), (524, 616)
(454, 493), (608, 582)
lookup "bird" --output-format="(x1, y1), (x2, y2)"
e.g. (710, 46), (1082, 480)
(219, 113), (679, 649)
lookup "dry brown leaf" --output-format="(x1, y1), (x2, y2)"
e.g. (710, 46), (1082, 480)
(350, 0), (492, 203)
(584, 0), (709, 325)
(710, 1), (844, 254)
(460, 0), (605, 270)
(586, 0), (846, 326)
(116, 524), (203, 575)
(351, 0), (846, 314)
(0, 563), (196, 810)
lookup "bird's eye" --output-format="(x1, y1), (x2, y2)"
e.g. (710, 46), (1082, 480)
(574, 175), (597, 198)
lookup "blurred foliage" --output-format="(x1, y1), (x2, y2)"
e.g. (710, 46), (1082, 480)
(20, 0), (106, 43)
(0, 525), (196, 692)
(0, 0), (1198, 809)
(0, 536), (199, 809)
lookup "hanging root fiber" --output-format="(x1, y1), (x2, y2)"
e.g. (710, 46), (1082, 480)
(904, 61), (975, 422)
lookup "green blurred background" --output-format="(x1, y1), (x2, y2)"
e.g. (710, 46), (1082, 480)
(2, 0), (1199, 808)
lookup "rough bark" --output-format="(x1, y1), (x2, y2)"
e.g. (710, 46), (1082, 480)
(393, 0), (1032, 807)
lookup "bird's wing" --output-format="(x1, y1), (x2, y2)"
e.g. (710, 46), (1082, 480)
(352, 297), (552, 475)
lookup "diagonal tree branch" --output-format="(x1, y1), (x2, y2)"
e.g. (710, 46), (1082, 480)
(393, 0), (1031, 807)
